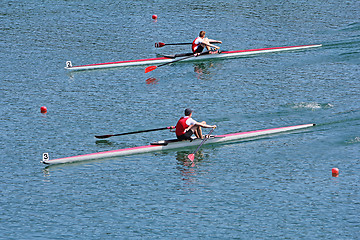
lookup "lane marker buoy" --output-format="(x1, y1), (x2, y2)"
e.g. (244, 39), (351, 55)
(40, 106), (47, 113)
(332, 168), (339, 177)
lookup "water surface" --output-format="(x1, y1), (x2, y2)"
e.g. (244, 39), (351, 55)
(1, 0), (359, 239)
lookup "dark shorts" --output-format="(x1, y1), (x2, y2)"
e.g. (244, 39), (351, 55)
(177, 130), (193, 140)
(193, 45), (204, 54)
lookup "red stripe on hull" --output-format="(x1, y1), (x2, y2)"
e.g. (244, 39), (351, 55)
(221, 45), (315, 54)
(72, 57), (169, 68)
(215, 124), (307, 138)
(47, 144), (159, 163)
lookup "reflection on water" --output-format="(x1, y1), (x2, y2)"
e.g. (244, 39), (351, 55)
(176, 151), (194, 167)
(42, 168), (51, 182)
(193, 62), (215, 79)
(176, 150), (205, 165)
(146, 77), (159, 84)
(95, 139), (115, 146)
(175, 150), (208, 183)
(175, 151), (197, 185)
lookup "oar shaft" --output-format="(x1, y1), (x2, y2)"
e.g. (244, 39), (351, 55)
(193, 128), (215, 153)
(155, 42), (190, 48)
(145, 50), (213, 73)
(114, 127), (171, 136)
(95, 126), (175, 139)
(165, 42), (192, 46)
(188, 128), (215, 162)
(187, 128), (215, 161)
(155, 41), (221, 48)
(158, 50), (210, 67)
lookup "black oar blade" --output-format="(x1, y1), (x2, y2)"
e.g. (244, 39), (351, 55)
(95, 134), (113, 139)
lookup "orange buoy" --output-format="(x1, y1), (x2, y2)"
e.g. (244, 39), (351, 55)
(152, 14), (158, 20)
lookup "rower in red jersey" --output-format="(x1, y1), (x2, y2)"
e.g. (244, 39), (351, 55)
(176, 108), (217, 140)
(192, 31), (222, 55)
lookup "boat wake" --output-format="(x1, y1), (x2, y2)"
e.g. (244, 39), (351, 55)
(339, 21), (360, 32)
(289, 102), (334, 111)
(346, 136), (360, 144)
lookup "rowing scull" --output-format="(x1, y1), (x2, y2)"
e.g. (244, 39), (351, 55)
(65, 44), (322, 71)
(41, 123), (315, 165)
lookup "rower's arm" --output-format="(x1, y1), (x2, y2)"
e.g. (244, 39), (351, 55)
(196, 122), (217, 128)
(203, 41), (221, 49)
(203, 43), (220, 49)
(208, 39), (222, 44)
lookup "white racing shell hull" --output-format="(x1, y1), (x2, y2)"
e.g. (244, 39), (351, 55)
(65, 44), (322, 71)
(42, 124), (315, 165)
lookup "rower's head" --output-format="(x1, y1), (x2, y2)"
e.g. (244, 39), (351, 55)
(199, 31), (206, 38)
(185, 108), (193, 116)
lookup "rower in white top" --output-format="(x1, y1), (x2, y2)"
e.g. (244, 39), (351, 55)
(192, 30), (222, 55)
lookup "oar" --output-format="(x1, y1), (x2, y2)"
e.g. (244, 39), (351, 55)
(187, 128), (216, 162)
(155, 42), (192, 48)
(155, 41), (218, 48)
(145, 50), (209, 73)
(95, 126), (175, 139)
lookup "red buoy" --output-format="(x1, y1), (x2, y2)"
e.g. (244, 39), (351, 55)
(40, 106), (47, 114)
(152, 14), (158, 20)
(332, 168), (339, 177)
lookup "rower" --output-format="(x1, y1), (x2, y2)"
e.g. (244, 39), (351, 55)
(176, 108), (217, 140)
(192, 31), (222, 55)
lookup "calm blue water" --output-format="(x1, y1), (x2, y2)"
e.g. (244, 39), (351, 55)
(1, 0), (359, 239)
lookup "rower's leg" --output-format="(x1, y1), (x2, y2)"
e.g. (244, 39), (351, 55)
(193, 127), (203, 139)
(190, 125), (201, 139)
(203, 38), (211, 50)
(195, 121), (206, 139)
(198, 127), (203, 139)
